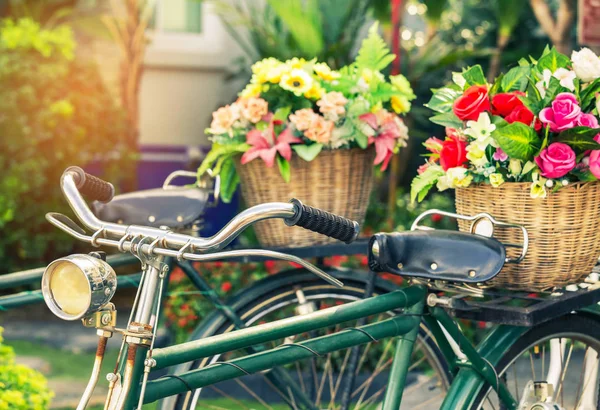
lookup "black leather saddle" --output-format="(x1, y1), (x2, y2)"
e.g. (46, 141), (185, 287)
(92, 187), (209, 229)
(368, 230), (506, 283)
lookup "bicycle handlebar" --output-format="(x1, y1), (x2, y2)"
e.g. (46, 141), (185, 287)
(65, 166), (115, 203)
(48, 168), (359, 287)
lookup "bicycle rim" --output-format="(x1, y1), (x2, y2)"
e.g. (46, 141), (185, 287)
(473, 314), (600, 410)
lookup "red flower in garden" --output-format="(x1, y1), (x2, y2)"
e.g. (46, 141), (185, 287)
(431, 213), (443, 223)
(178, 318), (188, 328)
(289, 262), (303, 269)
(264, 260), (277, 275)
(491, 92), (525, 117)
(439, 135), (468, 171)
(241, 121), (301, 167)
(170, 267), (185, 283)
(453, 85), (490, 121)
(359, 256), (368, 266)
(221, 281), (232, 293)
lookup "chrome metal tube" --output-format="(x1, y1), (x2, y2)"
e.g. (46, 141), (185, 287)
(61, 172), (295, 252)
(76, 335), (108, 410)
(134, 258), (164, 326)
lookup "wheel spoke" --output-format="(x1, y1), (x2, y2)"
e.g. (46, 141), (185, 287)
(235, 378), (273, 410)
(555, 339), (574, 406)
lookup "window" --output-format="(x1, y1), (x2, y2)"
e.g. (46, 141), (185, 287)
(150, 0), (202, 34)
(145, 0), (232, 68)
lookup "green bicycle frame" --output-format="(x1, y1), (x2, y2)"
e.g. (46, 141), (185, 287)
(134, 283), (524, 410)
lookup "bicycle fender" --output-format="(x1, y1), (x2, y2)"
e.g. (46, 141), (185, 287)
(439, 324), (526, 410)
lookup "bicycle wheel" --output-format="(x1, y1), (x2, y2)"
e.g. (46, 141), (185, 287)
(158, 269), (450, 410)
(472, 313), (600, 410)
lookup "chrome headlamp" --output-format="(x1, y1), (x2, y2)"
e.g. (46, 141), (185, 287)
(41, 254), (117, 321)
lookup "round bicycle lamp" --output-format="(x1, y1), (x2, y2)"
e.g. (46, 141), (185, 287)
(41, 254), (117, 321)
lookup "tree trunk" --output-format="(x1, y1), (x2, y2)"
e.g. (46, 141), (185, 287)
(529, 0), (576, 56)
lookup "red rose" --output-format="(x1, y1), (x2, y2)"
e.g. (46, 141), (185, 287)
(491, 91), (525, 117)
(505, 105), (535, 126)
(453, 85), (491, 121)
(221, 281), (232, 293)
(439, 136), (468, 171)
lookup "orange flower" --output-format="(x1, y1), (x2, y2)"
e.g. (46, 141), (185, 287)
(289, 108), (318, 131)
(304, 116), (334, 144)
(317, 91), (348, 120)
(209, 104), (240, 134)
(238, 97), (268, 123)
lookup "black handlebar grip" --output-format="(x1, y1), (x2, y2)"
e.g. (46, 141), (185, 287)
(65, 166), (115, 203)
(285, 199), (360, 244)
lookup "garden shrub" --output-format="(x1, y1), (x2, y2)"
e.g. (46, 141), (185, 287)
(0, 327), (53, 409)
(0, 18), (128, 273)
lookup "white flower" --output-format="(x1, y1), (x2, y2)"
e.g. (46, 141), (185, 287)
(535, 68), (577, 97)
(452, 72), (466, 88)
(466, 142), (489, 167)
(437, 167), (473, 191)
(571, 48), (600, 83)
(552, 68), (576, 91)
(464, 112), (497, 149)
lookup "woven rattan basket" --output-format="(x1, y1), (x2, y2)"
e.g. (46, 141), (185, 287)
(236, 148), (375, 247)
(455, 182), (600, 291)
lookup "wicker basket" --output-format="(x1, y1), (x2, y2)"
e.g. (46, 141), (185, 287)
(455, 182), (600, 291)
(236, 148), (375, 247)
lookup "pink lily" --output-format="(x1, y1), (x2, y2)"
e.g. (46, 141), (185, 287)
(360, 113), (402, 171)
(241, 122), (301, 167)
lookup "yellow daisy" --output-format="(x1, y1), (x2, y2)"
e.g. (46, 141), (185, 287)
(314, 63), (340, 81)
(285, 57), (308, 70)
(240, 83), (263, 98)
(304, 83), (324, 100)
(251, 58), (286, 84)
(280, 69), (313, 96)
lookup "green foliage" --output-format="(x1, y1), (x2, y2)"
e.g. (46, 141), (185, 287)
(500, 66), (530, 92)
(494, 0), (524, 37)
(0, 18), (128, 273)
(429, 112), (463, 128)
(212, 0), (373, 69)
(580, 78), (600, 112)
(536, 47), (570, 74)
(410, 166), (445, 203)
(354, 22), (395, 72)
(461, 65), (487, 86)
(554, 127), (600, 152)
(492, 122), (541, 161)
(426, 86), (462, 113)
(0, 327), (53, 409)
(292, 144), (323, 161)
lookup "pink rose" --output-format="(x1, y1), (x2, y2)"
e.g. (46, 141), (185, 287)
(589, 150), (600, 179)
(578, 113), (599, 128)
(534, 142), (576, 179)
(539, 93), (582, 132)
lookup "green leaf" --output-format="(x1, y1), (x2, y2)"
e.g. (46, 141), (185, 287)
(410, 166), (445, 203)
(501, 66), (530, 92)
(219, 159), (239, 203)
(462, 65), (487, 86)
(489, 73), (504, 95)
(276, 156), (291, 182)
(273, 106), (292, 122)
(492, 116), (509, 128)
(265, 0), (324, 57)
(292, 143), (323, 161)
(492, 122), (541, 161)
(429, 112), (463, 129)
(571, 168), (598, 182)
(197, 143), (249, 178)
(580, 78), (600, 112)
(355, 22), (395, 72)
(425, 87), (462, 113)
(537, 47), (570, 73)
(554, 127), (600, 152)
(542, 76), (562, 107)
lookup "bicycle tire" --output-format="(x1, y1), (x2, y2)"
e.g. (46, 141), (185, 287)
(157, 268), (451, 410)
(470, 313), (600, 410)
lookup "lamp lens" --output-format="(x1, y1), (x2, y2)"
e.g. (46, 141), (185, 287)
(49, 262), (91, 316)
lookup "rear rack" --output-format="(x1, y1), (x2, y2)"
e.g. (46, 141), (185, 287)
(437, 275), (600, 326)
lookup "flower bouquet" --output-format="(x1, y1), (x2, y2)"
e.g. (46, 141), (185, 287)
(199, 23), (414, 247)
(411, 47), (600, 291)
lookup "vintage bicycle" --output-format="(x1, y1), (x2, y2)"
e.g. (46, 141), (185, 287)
(30, 167), (600, 409)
